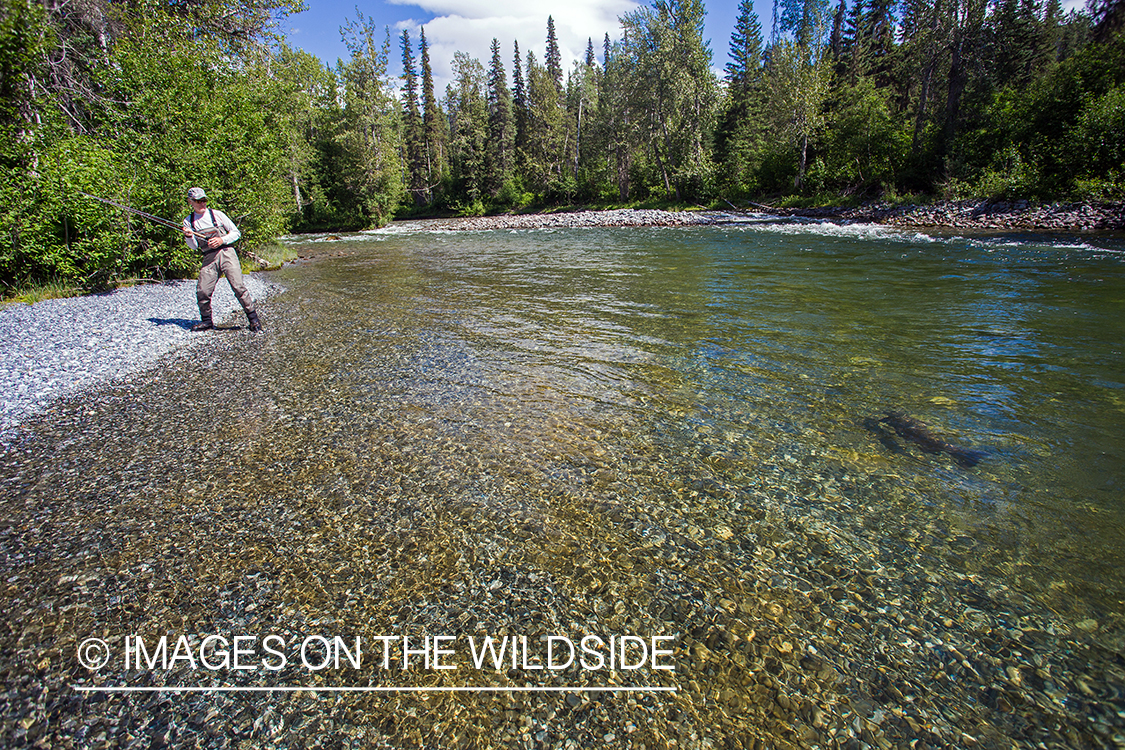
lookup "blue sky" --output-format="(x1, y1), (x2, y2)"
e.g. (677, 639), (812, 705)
(283, 0), (750, 90)
(282, 0), (1089, 94)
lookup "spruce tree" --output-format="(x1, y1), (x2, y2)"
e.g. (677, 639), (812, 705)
(842, 0), (869, 82)
(400, 29), (424, 205)
(448, 52), (488, 206)
(486, 38), (515, 199)
(546, 16), (564, 95)
(719, 0), (768, 195)
(419, 27), (446, 203)
(865, 0), (896, 86)
(512, 41), (529, 168)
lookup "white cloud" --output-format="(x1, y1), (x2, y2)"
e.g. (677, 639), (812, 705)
(394, 0), (639, 93)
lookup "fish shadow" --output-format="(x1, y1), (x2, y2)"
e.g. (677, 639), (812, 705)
(863, 412), (986, 468)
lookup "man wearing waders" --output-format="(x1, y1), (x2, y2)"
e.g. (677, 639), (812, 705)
(182, 187), (262, 332)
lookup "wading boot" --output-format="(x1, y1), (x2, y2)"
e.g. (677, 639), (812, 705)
(247, 310), (262, 332)
(192, 316), (213, 332)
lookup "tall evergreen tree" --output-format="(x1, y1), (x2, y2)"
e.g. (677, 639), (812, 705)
(524, 49), (570, 197)
(419, 27), (446, 203)
(828, 0), (847, 67)
(726, 0), (766, 93)
(546, 16), (564, 95)
(447, 51), (488, 206)
(841, 0), (869, 81)
(512, 40), (528, 157)
(486, 38), (515, 199)
(719, 0), (768, 194)
(400, 29), (425, 205)
(864, 0), (896, 86)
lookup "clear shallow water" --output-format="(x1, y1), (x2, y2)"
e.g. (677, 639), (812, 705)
(4, 218), (1125, 747)
(287, 221), (1125, 626)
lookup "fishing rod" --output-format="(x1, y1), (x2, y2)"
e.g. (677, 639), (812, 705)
(78, 191), (218, 240)
(79, 190), (270, 269)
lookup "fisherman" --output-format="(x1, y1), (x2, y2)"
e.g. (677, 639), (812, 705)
(182, 187), (262, 332)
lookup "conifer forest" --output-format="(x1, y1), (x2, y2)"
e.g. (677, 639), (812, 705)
(1, 0), (1123, 286)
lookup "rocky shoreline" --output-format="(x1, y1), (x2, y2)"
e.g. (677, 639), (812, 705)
(787, 199), (1125, 232)
(388, 201), (1125, 234)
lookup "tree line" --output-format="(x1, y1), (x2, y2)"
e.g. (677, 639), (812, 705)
(1, 0), (1122, 288)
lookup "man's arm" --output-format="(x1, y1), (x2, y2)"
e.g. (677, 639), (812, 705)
(213, 210), (241, 247)
(182, 217), (200, 250)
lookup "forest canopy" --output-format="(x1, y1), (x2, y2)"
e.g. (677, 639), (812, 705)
(1, 0), (1122, 288)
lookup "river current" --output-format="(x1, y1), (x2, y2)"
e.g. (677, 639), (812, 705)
(314, 218), (1125, 624)
(2, 215), (1123, 748)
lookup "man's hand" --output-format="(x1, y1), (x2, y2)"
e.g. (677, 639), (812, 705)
(207, 236), (223, 249)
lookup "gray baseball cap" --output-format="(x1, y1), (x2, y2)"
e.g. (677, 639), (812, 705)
(187, 187), (207, 201)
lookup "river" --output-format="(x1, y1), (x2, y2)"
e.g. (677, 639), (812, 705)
(2, 216), (1123, 748)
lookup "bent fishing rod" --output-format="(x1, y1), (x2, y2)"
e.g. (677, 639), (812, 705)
(79, 191), (219, 240)
(79, 191), (270, 268)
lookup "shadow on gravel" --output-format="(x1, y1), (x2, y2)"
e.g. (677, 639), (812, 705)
(147, 318), (249, 332)
(146, 317), (197, 330)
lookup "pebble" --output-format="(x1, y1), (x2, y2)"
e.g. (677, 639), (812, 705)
(387, 201), (1125, 235)
(0, 275), (277, 440)
(788, 199), (1124, 232)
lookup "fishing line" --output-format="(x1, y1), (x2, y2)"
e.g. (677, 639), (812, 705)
(78, 191), (213, 238)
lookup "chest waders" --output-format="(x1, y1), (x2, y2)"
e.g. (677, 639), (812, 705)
(189, 208), (263, 332)
(189, 208), (234, 253)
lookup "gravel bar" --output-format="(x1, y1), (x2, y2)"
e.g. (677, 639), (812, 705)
(382, 203), (1125, 233)
(0, 276), (275, 439)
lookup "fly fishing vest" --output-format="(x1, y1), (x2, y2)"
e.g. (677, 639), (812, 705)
(189, 208), (235, 255)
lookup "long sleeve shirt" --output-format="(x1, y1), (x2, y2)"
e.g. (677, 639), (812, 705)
(183, 208), (241, 252)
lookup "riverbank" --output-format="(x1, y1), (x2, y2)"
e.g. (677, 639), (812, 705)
(786, 199), (1125, 232)
(375, 201), (1125, 234)
(0, 275), (276, 440)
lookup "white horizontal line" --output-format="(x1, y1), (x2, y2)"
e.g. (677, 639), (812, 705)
(73, 685), (676, 694)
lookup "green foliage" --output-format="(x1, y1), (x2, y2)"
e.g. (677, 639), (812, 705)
(448, 51), (489, 205)
(3, 0), (1121, 293)
(521, 51), (571, 199)
(620, 0), (720, 201)
(486, 38), (516, 201)
(1067, 84), (1125, 180)
(336, 16), (404, 228)
(2, 134), (140, 285)
(0, 0), (46, 132)
(969, 144), (1044, 200)
(767, 39), (832, 190)
(815, 77), (909, 194)
(0, 0), (311, 288)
